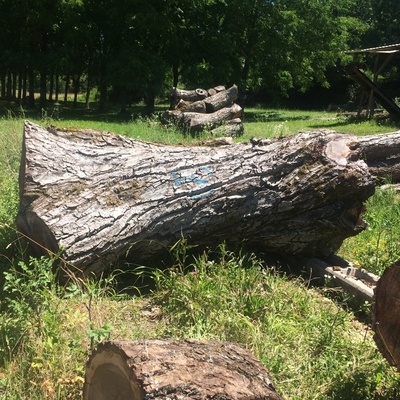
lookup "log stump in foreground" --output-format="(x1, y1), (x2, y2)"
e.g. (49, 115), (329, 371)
(17, 121), (381, 278)
(373, 262), (400, 371)
(83, 339), (284, 400)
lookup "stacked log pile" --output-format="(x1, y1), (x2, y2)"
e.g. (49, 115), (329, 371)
(162, 84), (244, 137)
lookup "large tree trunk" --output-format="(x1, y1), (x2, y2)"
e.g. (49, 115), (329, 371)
(83, 339), (284, 400)
(18, 122), (382, 278)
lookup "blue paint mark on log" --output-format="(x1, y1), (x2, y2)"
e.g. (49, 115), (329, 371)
(171, 167), (214, 188)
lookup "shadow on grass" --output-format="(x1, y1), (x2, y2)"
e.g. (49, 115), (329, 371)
(325, 370), (399, 400)
(309, 114), (400, 130)
(0, 100), (169, 124)
(244, 109), (312, 123)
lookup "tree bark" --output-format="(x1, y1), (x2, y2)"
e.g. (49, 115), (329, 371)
(17, 122), (377, 278)
(83, 339), (284, 400)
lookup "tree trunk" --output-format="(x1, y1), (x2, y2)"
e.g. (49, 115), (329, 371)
(0, 72), (5, 98)
(64, 74), (70, 103)
(85, 76), (91, 110)
(17, 122), (377, 278)
(6, 70), (12, 99)
(39, 68), (47, 110)
(73, 74), (80, 107)
(28, 65), (35, 108)
(55, 72), (59, 103)
(17, 71), (23, 102)
(49, 72), (54, 102)
(12, 71), (17, 99)
(83, 339), (284, 400)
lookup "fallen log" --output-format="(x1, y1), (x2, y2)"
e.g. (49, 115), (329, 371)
(176, 99), (207, 113)
(163, 103), (243, 134)
(358, 131), (400, 182)
(83, 339), (284, 400)
(186, 103), (243, 132)
(18, 122), (378, 277)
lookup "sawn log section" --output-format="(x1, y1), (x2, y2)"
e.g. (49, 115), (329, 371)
(17, 121), (388, 277)
(83, 339), (284, 399)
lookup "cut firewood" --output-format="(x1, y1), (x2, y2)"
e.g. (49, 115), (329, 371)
(203, 84), (238, 113)
(169, 87), (208, 109)
(17, 122), (379, 278)
(83, 339), (284, 400)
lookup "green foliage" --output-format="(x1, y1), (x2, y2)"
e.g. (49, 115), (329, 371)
(0, 0), (387, 110)
(0, 256), (85, 398)
(0, 255), (148, 399)
(340, 187), (400, 275)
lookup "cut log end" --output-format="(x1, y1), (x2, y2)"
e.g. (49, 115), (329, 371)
(83, 339), (284, 400)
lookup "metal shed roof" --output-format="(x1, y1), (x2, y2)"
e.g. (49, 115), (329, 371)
(346, 43), (400, 54)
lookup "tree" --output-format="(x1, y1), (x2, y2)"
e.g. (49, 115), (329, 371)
(370, 0), (400, 45)
(0, 0), (393, 110)
(246, 0), (366, 100)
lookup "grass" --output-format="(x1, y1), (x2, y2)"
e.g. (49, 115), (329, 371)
(1, 100), (400, 399)
(240, 108), (400, 140)
(339, 187), (400, 275)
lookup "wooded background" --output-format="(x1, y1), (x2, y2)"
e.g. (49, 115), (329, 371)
(1, 0), (399, 113)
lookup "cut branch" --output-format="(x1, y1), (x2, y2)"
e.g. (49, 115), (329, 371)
(17, 122), (377, 277)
